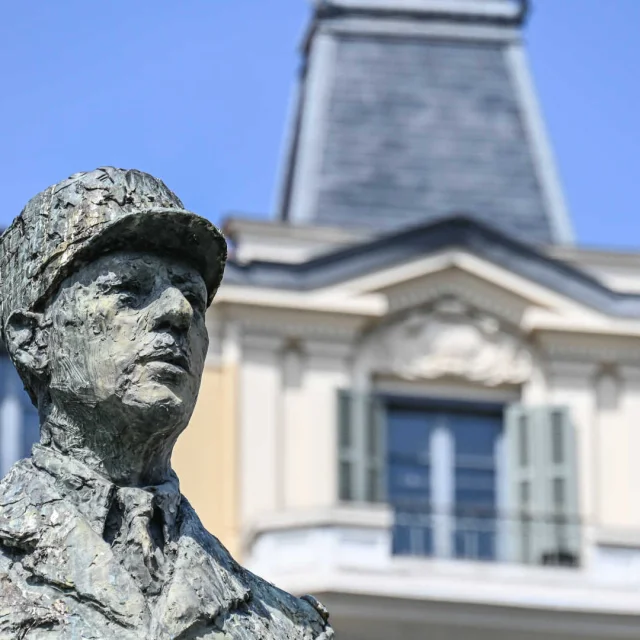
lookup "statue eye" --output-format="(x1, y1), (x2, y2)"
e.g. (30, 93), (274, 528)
(185, 292), (206, 314)
(109, 281), (142, 303)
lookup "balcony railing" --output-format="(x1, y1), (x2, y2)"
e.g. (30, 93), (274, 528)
(392, 504), (581, 567)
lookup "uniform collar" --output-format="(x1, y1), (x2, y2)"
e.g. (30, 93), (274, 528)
(30, 444), (181, 539)
(25, 445), (251, 637)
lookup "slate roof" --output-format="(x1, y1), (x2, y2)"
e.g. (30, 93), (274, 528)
(225, 216), (640, 319)
(278, 0), (573, 246)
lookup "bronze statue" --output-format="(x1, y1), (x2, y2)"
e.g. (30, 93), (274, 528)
(0, 167), (333, 639)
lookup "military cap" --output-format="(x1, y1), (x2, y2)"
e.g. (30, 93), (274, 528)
(0, 167), (227, 342)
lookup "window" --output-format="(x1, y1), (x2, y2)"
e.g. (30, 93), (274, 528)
(338, 394), (581, 566)
(450, 413), (501, 560)
(386, 401), (502, 561)
(387, 408), (435, 556)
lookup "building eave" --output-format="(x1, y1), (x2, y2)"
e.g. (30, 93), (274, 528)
(222, 216), (640, 319)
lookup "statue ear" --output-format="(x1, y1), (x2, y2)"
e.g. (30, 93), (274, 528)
(4, 310), (49, 378)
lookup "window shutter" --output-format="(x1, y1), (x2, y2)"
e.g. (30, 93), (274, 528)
(540, 406), (580, 566)
(337, 390), (355, 501)
(337, 389), (387, 504)
(365, 395), (386, 503)
(504, 405), (580, 566)
(504, 404), (536, 564)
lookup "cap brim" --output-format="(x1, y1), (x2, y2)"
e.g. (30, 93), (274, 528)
(64, 208), (227, 307)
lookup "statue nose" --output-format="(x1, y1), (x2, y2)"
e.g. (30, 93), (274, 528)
(150, 287), (193, 332)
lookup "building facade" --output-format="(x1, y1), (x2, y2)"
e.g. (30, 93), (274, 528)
(172, 1), (640, 638)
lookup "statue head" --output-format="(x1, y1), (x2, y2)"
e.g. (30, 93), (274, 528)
(0, 167), (227, 483)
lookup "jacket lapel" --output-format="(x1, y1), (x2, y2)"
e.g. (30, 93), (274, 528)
(25, 514), (151, 630)
(0, 460), (150, 631)
(1, 462), (251, 639)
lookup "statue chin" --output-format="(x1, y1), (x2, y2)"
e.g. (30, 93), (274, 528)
(119, 386), (196, 436)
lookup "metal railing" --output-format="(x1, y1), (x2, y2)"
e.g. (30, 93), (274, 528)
(392, 504), (581, 567)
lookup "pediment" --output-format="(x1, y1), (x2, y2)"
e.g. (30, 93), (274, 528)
(331, 248), (589, 322)
(220, 218), (640, 337)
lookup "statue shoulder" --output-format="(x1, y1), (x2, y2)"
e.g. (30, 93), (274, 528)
(0, 459), (60, 548)
(0, 571), (69, 637)
(0, 463), (72, 636)
(245, 570), (335, 639)
(178, 497), (334, 638)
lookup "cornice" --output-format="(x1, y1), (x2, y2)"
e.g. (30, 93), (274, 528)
(316, 0), (527, 25)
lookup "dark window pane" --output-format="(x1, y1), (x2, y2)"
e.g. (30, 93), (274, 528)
(456, 453), (496, 469)
(450, 412), (501, 561)
(455, 488), (496, 510)
(455, 468), (496, 490)
(387, 409), (433, 461)
(388, 462), (430, 504)
(451, 414), (500, 457)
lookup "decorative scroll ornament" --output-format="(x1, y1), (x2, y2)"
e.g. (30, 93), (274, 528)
(375, 304), (533, 387)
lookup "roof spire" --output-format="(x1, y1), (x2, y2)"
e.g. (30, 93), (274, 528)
(276, 0), (573, 245)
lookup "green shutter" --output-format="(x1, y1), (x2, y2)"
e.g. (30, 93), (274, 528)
(541, 406), (580, 566)
(504, 405), (536, 564)
(504, 405), (580, 566)
(365, 395), (386, 503)
(337, 390), (387, 504)
(337, 390), (355, 501)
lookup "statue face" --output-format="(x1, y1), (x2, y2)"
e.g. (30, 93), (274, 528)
(45, 251), (209, 435)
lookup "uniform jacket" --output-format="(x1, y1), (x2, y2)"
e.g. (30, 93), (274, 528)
(0, 446), (333, 639)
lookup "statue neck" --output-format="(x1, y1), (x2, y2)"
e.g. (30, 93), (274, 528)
(39, 403), (179, 487)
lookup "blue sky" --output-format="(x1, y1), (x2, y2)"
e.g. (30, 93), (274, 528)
(0, 1), (637, 249)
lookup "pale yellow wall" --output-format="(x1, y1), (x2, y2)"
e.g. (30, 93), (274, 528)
(172, 364), (241, 558)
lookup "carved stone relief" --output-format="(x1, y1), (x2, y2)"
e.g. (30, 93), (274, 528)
(367, 297), (533, 387)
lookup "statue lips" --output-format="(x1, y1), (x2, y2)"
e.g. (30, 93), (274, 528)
(140, 347), (191, 378)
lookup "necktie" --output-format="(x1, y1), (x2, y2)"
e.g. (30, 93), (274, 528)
(107, 487), (169, 596)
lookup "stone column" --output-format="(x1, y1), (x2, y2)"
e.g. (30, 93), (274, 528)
(240, 333), (286, 525)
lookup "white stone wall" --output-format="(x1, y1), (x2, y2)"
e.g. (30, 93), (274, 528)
(228, 311), (640, 554)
